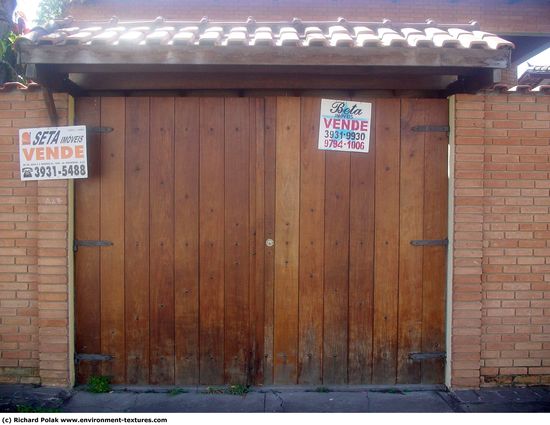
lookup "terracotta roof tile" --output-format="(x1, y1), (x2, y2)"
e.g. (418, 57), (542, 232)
(0, 82), (41, 91)
(401, 28), (433, 48)
(356, 33), (382, 47)
(18, 16), (515, 53)
(486, 84), (550, 94)
(172, 31), (195, 45)
(118, 30), (145, 45)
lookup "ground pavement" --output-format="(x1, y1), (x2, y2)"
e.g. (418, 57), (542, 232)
(0, 384), (549, 413)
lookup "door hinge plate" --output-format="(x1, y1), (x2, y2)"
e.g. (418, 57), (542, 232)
(73, 239), (113, 252)
(75, 353), (113, 364)
(409, 351), (446, 361)
(89, 126), (113, 134)
(410, 238), (448, 247)
(411, 125), (450, 133)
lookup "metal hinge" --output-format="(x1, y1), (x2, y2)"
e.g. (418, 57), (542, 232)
(409, 352), (446, 361)
(89, 126), (113, 134)
(410, 238), (448, 247)
(411, 125), (450, 133)
(75, 353), (113, 364)
(73, 239), (113, 252)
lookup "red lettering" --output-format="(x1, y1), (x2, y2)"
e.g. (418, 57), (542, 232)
(75, 145), (84, 159)
(61, 146), (73, 159)
(323, 118), (333, 128)
(22, 148), (35, 161)
(45, 147), (60, 160)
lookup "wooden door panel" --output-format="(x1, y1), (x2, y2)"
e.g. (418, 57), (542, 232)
(149, 97), (176, 384)
(397, 98), (426, 384)
(348, 98), (376, 384)
(421, 99), (449, 384)
(262, 98), (277, 385)
(124, 97), (150, 385)
(298, 97), (324, 385)
(323, 151), (351, 384)
(224, 98), (251, 384)
(372, 98), (401, 384)
(198, 98), (226, 384)
(74, 97), (101, 383)
(99, 97), (126, 383)
(174, 98), (200, 385)
(273, 97), (301, 384)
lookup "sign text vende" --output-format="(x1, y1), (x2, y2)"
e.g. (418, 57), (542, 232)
(318, 99), (372, 153)
(19, 125), (88, 181)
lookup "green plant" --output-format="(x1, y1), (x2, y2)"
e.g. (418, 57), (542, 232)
(226, 384), (250, 396)
(16, 405), (62, 413)
(203, 384), (250, 395)
(87, 375), (111, 393)
(0, 31), (25, 84)
(168, 388), (188, 396)
(314, 386), (330, 393)
(36, 0), (90, 25)
(204, 386), (225, 394)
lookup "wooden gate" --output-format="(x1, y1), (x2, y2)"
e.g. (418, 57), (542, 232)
(74, 96), (448, 385)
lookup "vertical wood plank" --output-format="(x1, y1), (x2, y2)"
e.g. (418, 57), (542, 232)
(99, 97), (126, 383)
(224, 98), (251, 384)
(149, 97), (175, 384)
(348, 98), (376, 384)
(373, 98), (401, 384)
(199, 97), (225, 384)
(298, 97), (324, 385)
(174, 98), (200, 384)
(323, 151), (350, 384)
(273, 96), (300, 384)
(251, 98), (266, 385)
(422, 99), (448, 384)
(397, 98), (425, 383)
(263, 98), (277, 385)
(124, 97), (150, 384)
(74, 97), (101, 384)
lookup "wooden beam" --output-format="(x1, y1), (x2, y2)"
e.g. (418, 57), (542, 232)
(35, 65), (86, 97)
(19, 44), (511, 69)
(445, 68), (498, 95)
(67, 72), (457, 91)
(39, 64), (484, 77)
(42, 87), (58, 126)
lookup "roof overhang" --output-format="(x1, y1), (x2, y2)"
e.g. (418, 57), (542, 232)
(17, 18), (513, 95)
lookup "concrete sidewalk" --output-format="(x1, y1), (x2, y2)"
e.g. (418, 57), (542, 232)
(0, 385), (549, 413)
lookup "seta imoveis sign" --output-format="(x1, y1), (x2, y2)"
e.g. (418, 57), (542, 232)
(318, 99), (372, 153)
(19, 125), (88, 181)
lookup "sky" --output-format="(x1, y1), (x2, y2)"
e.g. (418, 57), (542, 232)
(17, 0), (39, 24)
(13, 0), (550, 79)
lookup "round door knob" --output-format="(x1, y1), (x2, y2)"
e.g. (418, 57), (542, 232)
(265, 238), (274, 247)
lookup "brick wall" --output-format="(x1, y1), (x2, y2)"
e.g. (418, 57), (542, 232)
(67, 0), (550, 34)
(0, 87), (70, 387)
(453, 92), (550, 388)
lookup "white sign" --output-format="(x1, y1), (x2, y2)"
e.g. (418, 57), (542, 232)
(318, 99), (372, 153)
(19, 125), (88, 181)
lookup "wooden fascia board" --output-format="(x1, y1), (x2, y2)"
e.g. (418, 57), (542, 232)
(67, 71), (457, 91)
(19, 44), (511, 69)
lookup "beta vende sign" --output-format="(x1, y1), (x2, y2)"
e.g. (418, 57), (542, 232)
(19, 125), (88, 181)
(318, 99), (372, 153)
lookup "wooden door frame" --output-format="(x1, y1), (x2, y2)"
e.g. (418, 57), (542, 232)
(445, 96), (456, 389)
